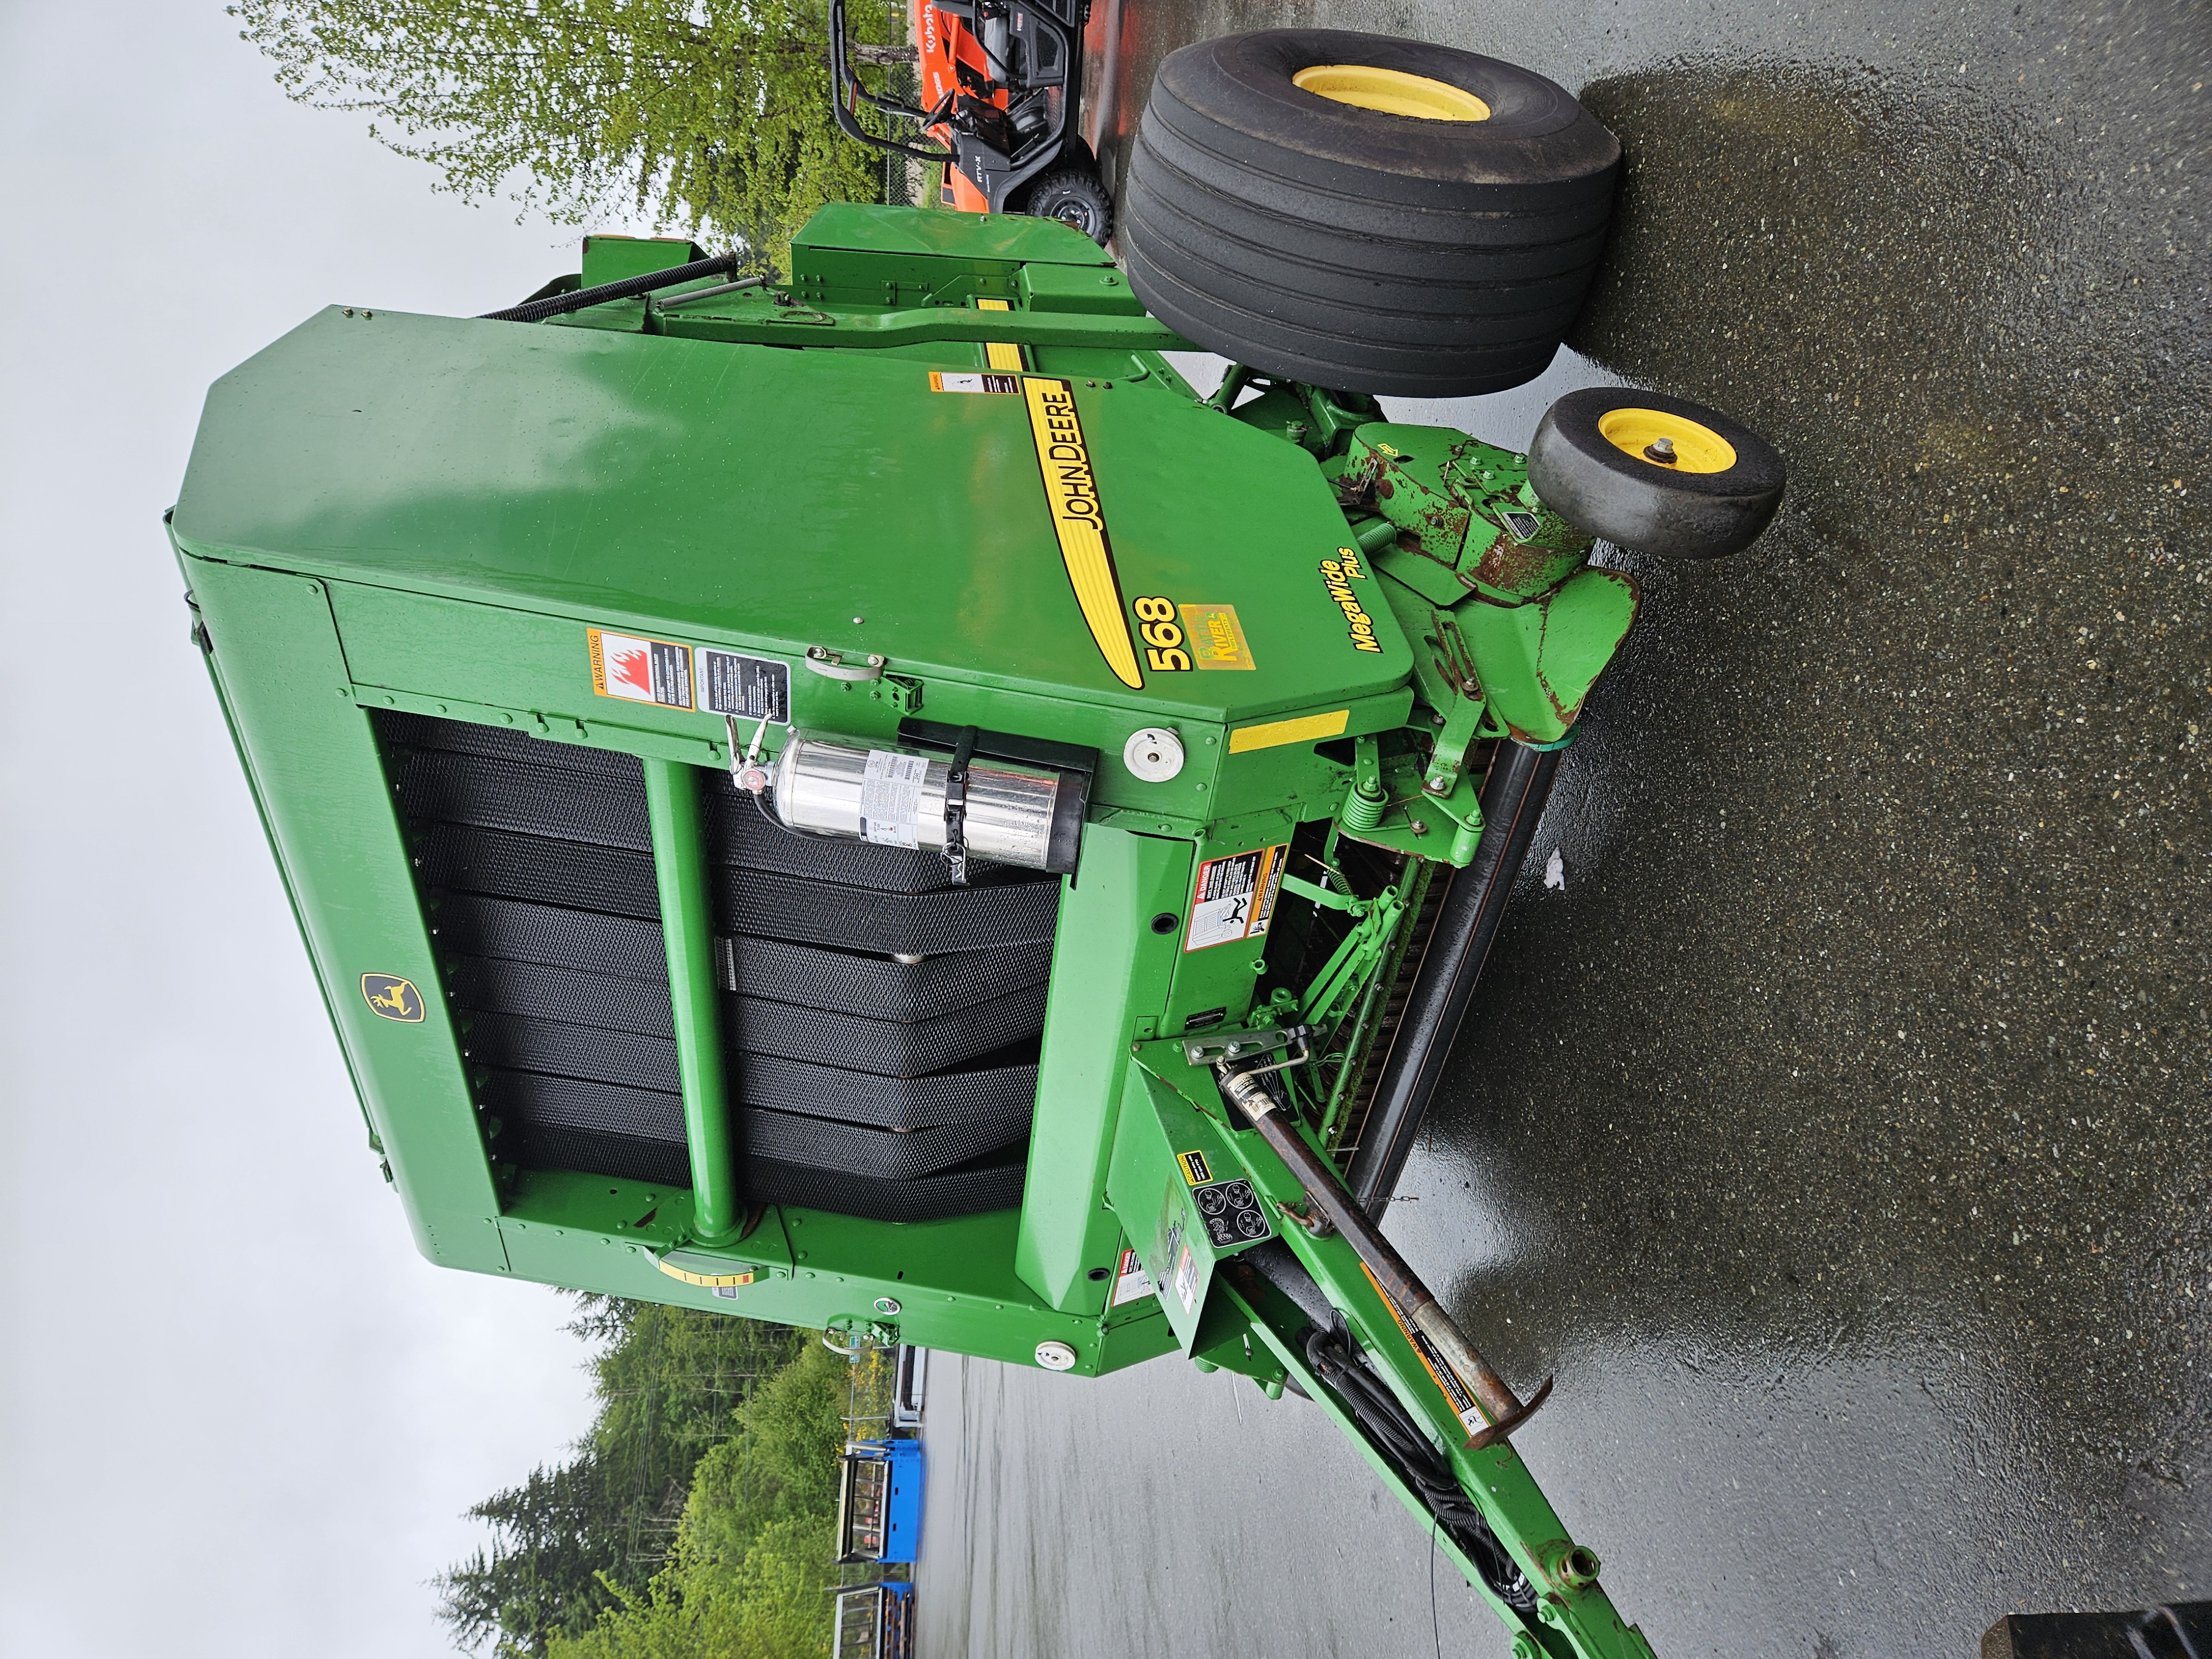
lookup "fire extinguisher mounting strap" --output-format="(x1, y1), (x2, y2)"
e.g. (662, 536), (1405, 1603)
(943, 724), (980, 885)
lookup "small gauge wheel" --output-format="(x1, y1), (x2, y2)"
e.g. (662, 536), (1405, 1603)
(1527, 387), (1786, 558)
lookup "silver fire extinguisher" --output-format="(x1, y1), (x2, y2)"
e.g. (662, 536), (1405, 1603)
(734, 727), (1086, 878)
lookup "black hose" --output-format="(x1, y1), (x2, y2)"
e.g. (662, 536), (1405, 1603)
(1303, 1318), (1537, 1613)
(1347, 742), (1562, 1220)
(479, 251), (742, 324)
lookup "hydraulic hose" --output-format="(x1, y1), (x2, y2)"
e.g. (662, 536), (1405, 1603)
(1347, 742), (1562, 1221)
(1303, 1316), (1537, 1612)
(479, 251), (743, 324)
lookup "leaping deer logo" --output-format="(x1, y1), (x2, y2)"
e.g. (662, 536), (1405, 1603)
(361, 974), (424, 1022)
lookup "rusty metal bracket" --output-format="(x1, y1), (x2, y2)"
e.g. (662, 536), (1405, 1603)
(1467, 1374), (1554, 1451)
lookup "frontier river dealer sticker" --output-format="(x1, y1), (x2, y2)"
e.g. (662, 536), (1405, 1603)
(1183, 844), (1287, 953)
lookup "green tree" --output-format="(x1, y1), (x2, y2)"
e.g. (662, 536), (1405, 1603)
(436, 1455), (627, 1656)
(230, 0), (914, 268)
(548, 1514), (835, 1659)
(547, 1345), (852, 1659)
(679, 1340), (851, 1567)
(435, 1297), (806, 1657)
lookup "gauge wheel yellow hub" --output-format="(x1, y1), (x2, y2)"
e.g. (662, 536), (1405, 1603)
(1597, 407), (1738, 473)
(1291, 64), (1491, 122)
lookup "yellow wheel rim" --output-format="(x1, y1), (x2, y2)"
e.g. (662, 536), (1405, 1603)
(1291, 65), (1491, 122)
(1597, 407), (1738, 473)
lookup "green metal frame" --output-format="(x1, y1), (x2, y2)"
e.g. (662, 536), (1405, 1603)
(174, 204), (1658, 1657)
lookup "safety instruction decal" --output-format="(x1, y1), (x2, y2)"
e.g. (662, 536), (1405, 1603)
(1192, 1178), (1271, 1249)
(1176, 1149), (1214, 1187)
(698, 648), (789, 722)
(1155, 1213), (1190, 1313)
(930, 369), (1019, 395)
(1181, 602), (1256, 670)
(589, 627), (694, 709)
(858, 749), (929, 848)
(1171, 1237), (1201, 1314)
(1360, 1262), (1491, 1444)
(1183, 844), (1286, 953)
(1109, 1246), (1155, 1308)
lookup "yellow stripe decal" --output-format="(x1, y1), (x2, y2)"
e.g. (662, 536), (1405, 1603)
(977, 298), (1024, 372)
(1228, 709), (1350, 753)
(1022, 377), (1143, 689)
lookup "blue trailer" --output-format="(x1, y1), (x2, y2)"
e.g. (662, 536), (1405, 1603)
(833, 1582), (914, 1659)
(836, 1439), (924, 1564)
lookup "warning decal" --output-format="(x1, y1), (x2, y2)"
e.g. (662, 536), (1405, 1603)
(1172, 1239), (1200, 1314)
(1183, 844), (1287, 953)
(589, 628), (693, 710)
(1155, 1214), (1186, 1311)
(698, 649), (789, 722)
(1176, 1150), (1213, 1187)
(1360, 1262), (1492, 1444)
(1109, 1246), (1155, 1308)
(930, 370), (1020, 394)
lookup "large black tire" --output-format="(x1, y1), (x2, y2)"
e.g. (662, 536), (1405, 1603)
(1122, 30), (1620, 397)
(1527, 387), (1786, 557)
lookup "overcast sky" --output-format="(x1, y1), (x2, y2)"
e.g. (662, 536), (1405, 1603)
(0, 7), (672, 1655)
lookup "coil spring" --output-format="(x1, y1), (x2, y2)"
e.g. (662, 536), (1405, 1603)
(1342, 777), (1386, 832)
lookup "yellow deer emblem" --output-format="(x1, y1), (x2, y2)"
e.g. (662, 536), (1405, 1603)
(360, 974), (424, 1022)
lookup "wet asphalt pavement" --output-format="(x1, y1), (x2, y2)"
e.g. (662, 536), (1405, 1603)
(920, 3), (2206, 1655)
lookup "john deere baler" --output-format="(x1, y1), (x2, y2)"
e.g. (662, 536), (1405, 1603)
(175, 172), (1779, 1655)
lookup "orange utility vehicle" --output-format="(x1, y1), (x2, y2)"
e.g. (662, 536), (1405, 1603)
(831, 0), (1112, 242)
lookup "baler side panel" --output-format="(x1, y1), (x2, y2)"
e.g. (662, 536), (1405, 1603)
(179, 553), (507, 1270)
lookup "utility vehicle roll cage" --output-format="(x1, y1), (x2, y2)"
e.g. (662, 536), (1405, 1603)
(830, 0), (1085, 211)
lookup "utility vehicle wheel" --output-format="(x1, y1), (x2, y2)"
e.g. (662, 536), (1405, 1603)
(1528, 387), (1786, 557)
(1121, 30), (1620, 397)
(1024, 169), (1113, 244)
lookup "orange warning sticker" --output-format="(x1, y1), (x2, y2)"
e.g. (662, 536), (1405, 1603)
(929, 369), (1019, 394)
(1109, 1246), (1155, 1307)
(1183, 844), (1286, 953)
(1360, 1262), (1491, 1444)
(588, 627), (693, 710)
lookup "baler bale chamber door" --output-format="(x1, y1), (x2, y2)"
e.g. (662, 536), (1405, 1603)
(379, 708), (1061, 1222)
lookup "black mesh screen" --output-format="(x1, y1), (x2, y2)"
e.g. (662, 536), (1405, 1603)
(376, 710), (1056, 1222)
